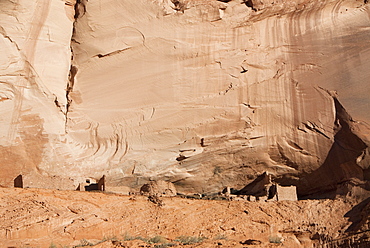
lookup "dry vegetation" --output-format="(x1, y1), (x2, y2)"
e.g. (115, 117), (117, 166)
(1, 187), (369, 247)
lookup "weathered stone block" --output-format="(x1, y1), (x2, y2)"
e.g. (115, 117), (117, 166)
(276, 185), (297, 201)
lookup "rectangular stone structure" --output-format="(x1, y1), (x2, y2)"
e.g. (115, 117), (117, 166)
(97, 175), (105, 191)
(276, 185), (297, 201)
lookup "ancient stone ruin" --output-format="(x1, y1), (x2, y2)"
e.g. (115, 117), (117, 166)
(14, 175), (23, 188)
(13, 174), (75, 190)
(77, 175), (105, 192)
(274, 185), (298, 201)
(1, 0), (370, 246)
(0, 0), (369, 203)
(140, 180), (177, 197)
(227, 172), (298, 201)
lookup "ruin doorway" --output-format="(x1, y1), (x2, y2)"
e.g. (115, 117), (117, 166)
(14, 175), (23, 188)
(84, 175), (105, 191)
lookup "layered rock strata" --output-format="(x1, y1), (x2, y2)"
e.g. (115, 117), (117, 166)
(0, 0), (369, 196)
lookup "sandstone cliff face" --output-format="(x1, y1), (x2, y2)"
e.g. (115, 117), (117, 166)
(0, 0), (75, 188)
(0, 0), (369, 196)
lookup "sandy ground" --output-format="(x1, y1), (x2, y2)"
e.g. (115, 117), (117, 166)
(0, 187), (360, 248)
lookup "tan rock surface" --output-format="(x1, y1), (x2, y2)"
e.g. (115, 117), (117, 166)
(68, 0), (370, 195)
(0, 0), (369, 197)
(0, 187), (365, 248)
(140, 180), (177, 196)
(0, 0), (75, 187)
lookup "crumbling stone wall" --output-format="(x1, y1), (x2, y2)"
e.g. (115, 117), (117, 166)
(140, 180), (177, 197)
(276, 185), (297, 201)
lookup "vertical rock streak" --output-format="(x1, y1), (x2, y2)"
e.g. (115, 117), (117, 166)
(7, 0), (51, 143)
(0, 0), (369, 195)
(65, 0), (86, 133)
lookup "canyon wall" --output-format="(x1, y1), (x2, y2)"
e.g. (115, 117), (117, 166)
(0, 0), (369, 196)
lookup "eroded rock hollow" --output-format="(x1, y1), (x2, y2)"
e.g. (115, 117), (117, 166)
(0, 0), (369, 197)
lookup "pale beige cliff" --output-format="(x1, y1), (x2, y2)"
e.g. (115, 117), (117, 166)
(0, 0), (369, 196)
(0, 0), (75, 188)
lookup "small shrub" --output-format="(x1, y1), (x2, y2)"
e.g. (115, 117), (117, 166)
(49, 243), (71, 248)
(49, 243), (57, 248)
(148, 235), (168, 244)
(154, 244), (176, 248)
(213, 166), (222, 175)
(122, 232), (137, 241)
(101, 235), (118, 242)
(269, 236), (282, 243)
(175, 236), (207, 245)
(214, 234), (228, 240)
(73, 239), (94, 247)
(122, 232), (133, 241)
(135, 236), (148, 242)
(122, 232), (148, 242)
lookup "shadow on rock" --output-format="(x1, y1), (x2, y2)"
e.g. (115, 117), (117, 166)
(344, 197), (370, 233)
